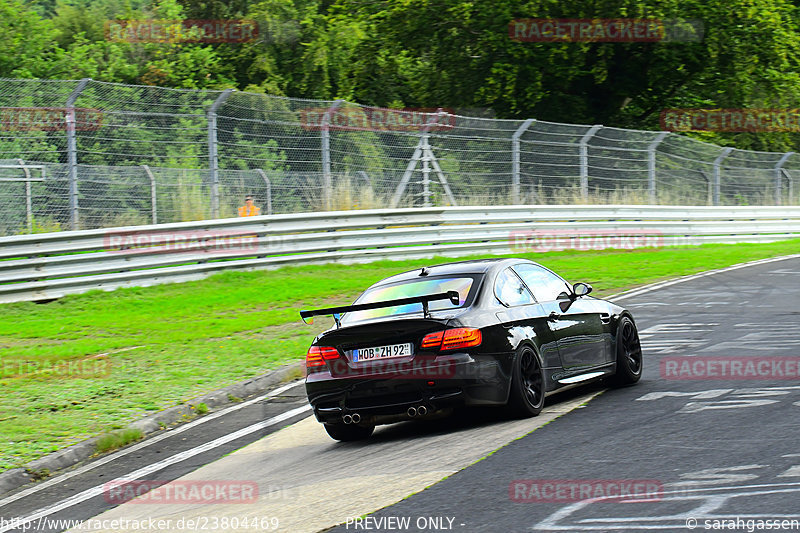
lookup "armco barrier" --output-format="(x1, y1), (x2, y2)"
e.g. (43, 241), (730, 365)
(1, 205), (800, 304)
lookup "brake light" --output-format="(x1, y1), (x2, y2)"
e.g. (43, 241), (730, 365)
(421, 331), (444, 349)
(421, 328), (481, 351)
(306, 346), (339, 368)
(441, 328), (482, 351)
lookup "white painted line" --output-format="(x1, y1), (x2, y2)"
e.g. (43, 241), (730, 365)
(535, 481), (800, 531)
(0, 404), (311, 533)
(0, 380), (304, 509)
(778, 466), (800, 477)
(606, 253), (800, 302)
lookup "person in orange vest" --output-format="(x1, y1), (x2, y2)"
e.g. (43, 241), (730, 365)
(238, 195), (261, 217)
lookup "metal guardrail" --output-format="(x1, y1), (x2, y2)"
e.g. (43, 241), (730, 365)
(1, 205), (800, 304)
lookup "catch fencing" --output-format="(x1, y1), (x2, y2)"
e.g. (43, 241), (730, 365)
(1, 205), (800, 304)
(1, 78), (800, 236)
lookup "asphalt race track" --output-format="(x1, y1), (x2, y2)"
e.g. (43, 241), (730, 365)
(2, 255), (799, 533)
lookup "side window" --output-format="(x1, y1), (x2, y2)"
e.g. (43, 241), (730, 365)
(513, 264), (571, 303)
(495, 268), (534, 307)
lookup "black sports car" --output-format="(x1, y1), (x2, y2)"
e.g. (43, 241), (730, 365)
(300, 258), (642, 441)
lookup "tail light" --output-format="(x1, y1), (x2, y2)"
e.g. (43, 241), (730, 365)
(306, 346), (340, 368)
(421, 328), (481, 351)
(421, 331), (444, 349)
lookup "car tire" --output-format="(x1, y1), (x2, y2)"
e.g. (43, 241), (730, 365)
(610, 316), (643, 386)
(507, 346), (545, 417)
(323, 422), (375, 442)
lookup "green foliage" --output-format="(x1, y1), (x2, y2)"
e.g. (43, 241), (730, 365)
(5, 0), (800, 151)
(0, 0), (65, 78)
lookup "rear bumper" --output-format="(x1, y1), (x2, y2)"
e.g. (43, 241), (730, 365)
(305, 355), (508, 425)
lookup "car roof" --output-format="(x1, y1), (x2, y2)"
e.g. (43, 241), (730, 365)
(371, 257), (530, 287)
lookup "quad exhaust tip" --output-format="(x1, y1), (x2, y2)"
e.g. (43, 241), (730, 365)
(351, 413), (361, 424)
(407, 406), (417, 418)
(342, 414), (353, 424)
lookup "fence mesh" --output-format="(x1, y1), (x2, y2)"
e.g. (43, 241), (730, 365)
(1, 77), (799, 236)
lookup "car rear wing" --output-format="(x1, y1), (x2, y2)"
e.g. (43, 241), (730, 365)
(299, 290), (460, 327)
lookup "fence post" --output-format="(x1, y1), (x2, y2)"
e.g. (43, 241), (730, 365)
(141, 165), (157, 224)
(774, 152), (794, 206)
(208, 89), (234, 219)
(254, 169), (273, 215)
(421, 133), (432, 207)
(16, 158), (33, 232)
(579, 125), (602, 202)
(65, 78), (90, 230)
(512, 119), (535, 204)
(700, 171), (713, 205)
(647, 132), (669, 204)
(712, 147), (734, 206)
(784, 169), (794, 205)
(321, 100), (344, 211)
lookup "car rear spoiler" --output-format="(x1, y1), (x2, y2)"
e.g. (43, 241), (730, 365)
(299, 290), (460, 327)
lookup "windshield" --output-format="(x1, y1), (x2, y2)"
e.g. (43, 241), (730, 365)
(341, 276), (477, 324)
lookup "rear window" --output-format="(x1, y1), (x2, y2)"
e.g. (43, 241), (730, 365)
(341, 276), (477, 324)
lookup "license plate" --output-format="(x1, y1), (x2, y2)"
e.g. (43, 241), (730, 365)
(352, 343), (413, 362)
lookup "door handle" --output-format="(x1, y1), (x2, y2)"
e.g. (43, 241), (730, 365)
(600, 313), (611, 324)
(548, 311), (560, 321)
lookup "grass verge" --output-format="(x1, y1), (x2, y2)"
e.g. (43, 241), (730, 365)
(1, 239), (799, 471)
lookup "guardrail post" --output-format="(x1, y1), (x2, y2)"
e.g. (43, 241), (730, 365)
(208, 89), (234, 219)
(254, 169), (273, 215)
(141, 165), (157, 224)
(774, 152), (794, 206)
(579, 125), (602, 202)
(647, 132), (669, 204)
(712, 147), (734, 206)
(65, 78), (90, 230)
(512, 119), (535, 204)
(321, 100), (344, 211)
(17, 158), (33, 232)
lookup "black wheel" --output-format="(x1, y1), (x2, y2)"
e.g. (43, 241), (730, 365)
(507, 346), (545, 417)
(323, 422), (375, 441)
(611, 316), (642, 386)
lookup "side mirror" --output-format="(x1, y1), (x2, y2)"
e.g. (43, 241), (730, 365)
(573, 282), (593, 298)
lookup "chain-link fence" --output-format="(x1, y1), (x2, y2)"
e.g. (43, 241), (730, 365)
(1, 77), (799, 236)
